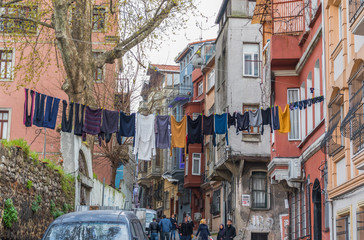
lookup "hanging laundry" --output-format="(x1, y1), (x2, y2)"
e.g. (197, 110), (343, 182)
(170, 115), (187, 155)
(61, 100), (74, 133)
(117, 112), (136, 145)
(74, 103), (85, 136)
(261, 108), (272, 135)
(100, 109), (119, 143)
(134, 113), (156, 161)
(43, 96), (60, 129)
(33, 92), (46, 127)
(228, 112), (236, 129)
(155, 115), (171, 149)
(271, 106), (280, 131)
(23, 89), (35, 127)
(82, 106), (102, 141)
(203, 115), (214, 135)
(278, 104), (290, 133)
(187, 115), (203, 153)
(214, 113), (229, 146)
(249, 109), (262, 127)
(236, 112), (250, 133)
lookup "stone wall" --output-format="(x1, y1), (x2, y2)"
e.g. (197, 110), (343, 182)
(0, 145), (74, 240)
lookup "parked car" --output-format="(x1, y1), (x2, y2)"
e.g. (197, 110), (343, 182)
(132, 208), (157, 233)
(42, 210), (148, 240)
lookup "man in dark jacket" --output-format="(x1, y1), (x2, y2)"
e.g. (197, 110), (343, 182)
(170, 214), (177, 240)
(149, 218), (159, 240)
(224, 219), (236, 240)
(179, 217), (193, 240)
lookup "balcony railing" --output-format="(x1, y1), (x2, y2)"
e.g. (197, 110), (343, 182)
(167, 84), (193, 106)
(349, 0), (364, 23)
(272, 0), (304, 34)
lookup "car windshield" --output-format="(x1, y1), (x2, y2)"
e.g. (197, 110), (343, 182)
(146, 213), (155, 223)
(43, 222), (129, 240)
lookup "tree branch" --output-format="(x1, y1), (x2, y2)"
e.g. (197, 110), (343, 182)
(95, 0), (177, 67)
(0, 14), (54, 29)
(0, 0), (24, 6)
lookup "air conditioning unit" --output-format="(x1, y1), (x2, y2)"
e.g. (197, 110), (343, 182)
(194, 212), (202, 221)
(288, 159), (302, 180)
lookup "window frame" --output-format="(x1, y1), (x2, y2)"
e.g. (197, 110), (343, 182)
(338, 5), (342, 41)
(251, 171), (268, 209)
(242, 104), (260, 134)
(93, 51), (105, 83)
(0, 49), (14, 81)
(287, 88), (301, 141)
(0, 5), (38, 35)
(336, 215), (350, 240)
(92, 5), (106, 32)
(197, 81), (203, 96)
(192, 153), (201, 176)
(243, 43), (260, 77)
(0, 109), (10, 140)
(207, 69), (215, 91)
(185, 154), (188, 176)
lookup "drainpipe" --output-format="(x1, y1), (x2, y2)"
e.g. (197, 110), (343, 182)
(329, 199), (334, 240)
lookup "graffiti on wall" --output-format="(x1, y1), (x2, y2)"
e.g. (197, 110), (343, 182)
(248, 215), (274, 231)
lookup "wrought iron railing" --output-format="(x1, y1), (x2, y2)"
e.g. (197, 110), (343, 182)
(349, 0), (364, 23)
(201, 171), (210, 184)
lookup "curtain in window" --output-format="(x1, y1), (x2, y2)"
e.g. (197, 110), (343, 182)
(252, 172), (267, 208)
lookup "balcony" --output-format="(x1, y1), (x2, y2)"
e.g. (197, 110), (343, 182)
(350, 0), (364, 35)
(167, 84), (193, 107)
(146, 155), (162, 180)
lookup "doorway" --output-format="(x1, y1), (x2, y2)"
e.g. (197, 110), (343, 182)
(312, 178), (322, 240)
(170, 197), (174, 217)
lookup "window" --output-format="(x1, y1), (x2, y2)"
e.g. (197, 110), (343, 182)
(338, 5), (342, 40)
(336, 215), (350, 240)
(251, 172), (267, 209)
(211, 189), (221, 215)
(336, 158), (346, 186)
(0, 110), (9, 140)
(197, 81), (203, 96)
(243, 104), (260, 134)
(314, 60), (321, 126)
(243, 44), (259, 77)
(290, 192), (296, 239)
(207, 69), (215, 91)
(300, 82), (306, 138)
(357, 210), (364, 239)
(0, 5), (38, 34)
(307, 73), (313, 133)
(301, 188), (307, 236)
(92, 6), (106, 31)
(192, 153), (201, 175)
(93, 52), (104, 82)
(288, 89), (300, 140)
(185, 155), (188, 176)
(0, 50), (13, 81)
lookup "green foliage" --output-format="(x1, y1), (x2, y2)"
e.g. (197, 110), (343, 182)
(93, 173), (98, 179)
(31, 195), (42, 213)
(62, 202), (72, 213)
(26, 180), (33, 190)
(61, 174), (75, 202)
(29, 151), (39, 164)
(1, 138), (30, 156)
(50, 200), (65, 219)
(2, 199), (18, 228)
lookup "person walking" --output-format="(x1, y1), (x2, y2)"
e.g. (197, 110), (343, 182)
(223, 220), (236, 240)
(217, 224), (225, 240)
(195, 219), (210, 240)
(149, 218), (160, 240)
(159, 215), (172, 240)
(170, 214), (178, 240)
(179, 217), (192, 240)
(186, 216), (194, 240)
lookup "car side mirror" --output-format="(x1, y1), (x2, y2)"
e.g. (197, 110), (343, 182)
(133, 237), (138, 240)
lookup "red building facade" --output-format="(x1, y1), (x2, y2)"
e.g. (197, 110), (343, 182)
(253, 0), (329, 239)
(183, 67), (205, 227)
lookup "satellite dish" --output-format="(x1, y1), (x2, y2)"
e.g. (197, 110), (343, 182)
(191, 54), (203, 68)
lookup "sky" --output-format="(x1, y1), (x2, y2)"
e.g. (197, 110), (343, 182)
(147, 0), (222, 65)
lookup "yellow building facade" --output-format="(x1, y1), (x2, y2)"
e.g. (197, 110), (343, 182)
(324, 0), (364, 238)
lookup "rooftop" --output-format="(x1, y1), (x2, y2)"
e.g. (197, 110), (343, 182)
(175, 39), (216, 63)
(147, 64), (180, 75)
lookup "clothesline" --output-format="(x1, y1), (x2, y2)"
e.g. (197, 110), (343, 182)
(23, 88), (324, 161)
